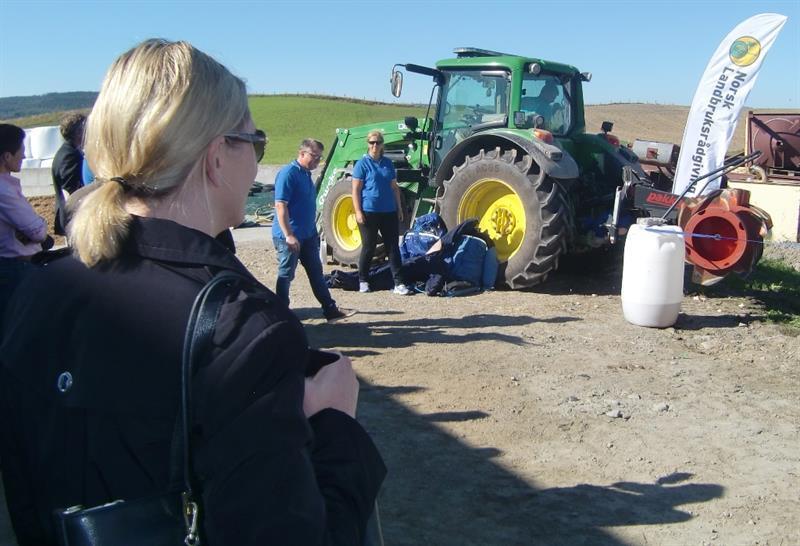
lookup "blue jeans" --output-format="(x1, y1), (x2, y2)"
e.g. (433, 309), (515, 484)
(273, 235), (336, 314)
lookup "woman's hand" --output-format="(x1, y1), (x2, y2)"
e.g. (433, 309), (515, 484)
(303, 352), (359, 418)
(355, 211), (365, 225)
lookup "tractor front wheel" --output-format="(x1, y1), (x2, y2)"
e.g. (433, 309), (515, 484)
(439, 147), (569, 289)
(321, 177), (363, 266)
(321, 177), (393, 267)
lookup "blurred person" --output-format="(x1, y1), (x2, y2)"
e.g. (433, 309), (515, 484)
(351, 130), (408, 294)
(51, 112), (87, 234)
(0, 39), (384, 546)
(273, 138), (356, 322)
(0, 124), (49, 332)
(521, 80), (563, 131)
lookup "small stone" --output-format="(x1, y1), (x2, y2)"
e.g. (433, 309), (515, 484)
(738, 303), (745, 308)
(627, 393), (641, 400)
(738, 322), (747, 327)
(653, 402), (670, 412)
(748, 520), (756, 525)
(610, 399), (621, 406)
(606, 442), (614, 448)
(510, 376), (518, 381)
(606, 409), (623, 418)
(567, 395), (579, 402)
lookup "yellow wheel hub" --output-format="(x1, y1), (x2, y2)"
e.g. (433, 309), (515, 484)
(457, 178), (525, 261)
(332, 194), (361, 251)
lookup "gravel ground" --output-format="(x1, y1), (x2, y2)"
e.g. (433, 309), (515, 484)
(1, 200), (797, 546)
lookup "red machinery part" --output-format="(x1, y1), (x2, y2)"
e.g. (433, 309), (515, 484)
(677, 188), (773, 285)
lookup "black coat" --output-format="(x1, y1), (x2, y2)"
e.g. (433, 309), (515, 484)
(51, 142), (84, 235)
(51, 142), (84, 195)
(0, 216), (385, 545)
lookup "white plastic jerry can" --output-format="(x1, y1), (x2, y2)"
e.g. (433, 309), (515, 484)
(621, 218), (685, 328)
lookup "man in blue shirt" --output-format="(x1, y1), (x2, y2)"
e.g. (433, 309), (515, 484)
(273, 139), (356, 322)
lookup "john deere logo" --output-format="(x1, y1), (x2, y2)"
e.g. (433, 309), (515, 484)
(729, 36), (761, 67)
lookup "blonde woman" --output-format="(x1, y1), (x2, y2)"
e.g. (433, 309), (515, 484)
(0, 39), (384, 546)
(351, 130), (409, 294)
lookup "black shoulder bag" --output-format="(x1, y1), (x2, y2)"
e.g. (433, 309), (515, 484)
(53, 271), (243, 546)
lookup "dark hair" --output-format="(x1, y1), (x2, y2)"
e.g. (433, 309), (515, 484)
(0, 124), (25, 156)
(60, 113), (86, 143)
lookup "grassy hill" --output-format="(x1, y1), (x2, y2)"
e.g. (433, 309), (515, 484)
(0, 91), (97, 119)
(249, 95), (425, 163)
(3, 94), (797, 163)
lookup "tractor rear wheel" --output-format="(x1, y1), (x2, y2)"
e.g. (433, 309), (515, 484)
(321, 177), (387, 266)
(439, 147), (569, 289)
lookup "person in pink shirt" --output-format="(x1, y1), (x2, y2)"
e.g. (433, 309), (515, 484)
(0, 124), (49, 329)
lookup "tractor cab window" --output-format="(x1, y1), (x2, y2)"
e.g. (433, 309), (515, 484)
(439, 70), (509, 132)
(433, 70), (509, 172)
(520, 74), (571, 134)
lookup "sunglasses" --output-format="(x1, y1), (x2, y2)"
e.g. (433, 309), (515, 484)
(368, 140), (384, 146)
(224, 129), (268, 162)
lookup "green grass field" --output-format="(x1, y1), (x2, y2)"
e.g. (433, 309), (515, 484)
(249, 95), (425, 163)
(1, 94), (426, 165)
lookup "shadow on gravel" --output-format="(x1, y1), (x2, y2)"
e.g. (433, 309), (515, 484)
(531, 249), (625, 297)
(675, 312), (766, 330)
(305, 313), (581, 351)
(356, 380), (724, 546)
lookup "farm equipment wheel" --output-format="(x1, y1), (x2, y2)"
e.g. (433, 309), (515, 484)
(321, 178), (385, 266)
(440, 147), (569, 289)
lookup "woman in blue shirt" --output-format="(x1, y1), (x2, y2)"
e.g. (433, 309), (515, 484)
(351, 130), (409, 294)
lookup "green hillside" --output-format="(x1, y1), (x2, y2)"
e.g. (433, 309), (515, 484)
(0, 91), (97, 119)
(249, 95), (425, 163)
(2, 94), (425, 165)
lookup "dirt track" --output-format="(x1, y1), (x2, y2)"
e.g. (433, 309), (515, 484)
(236, 233), (798, 546)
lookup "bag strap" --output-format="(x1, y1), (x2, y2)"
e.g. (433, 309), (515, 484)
(177, 270), (246, 544)
(180, 270), (244, 494)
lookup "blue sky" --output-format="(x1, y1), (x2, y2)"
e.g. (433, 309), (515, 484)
(1, 0), (798, 107)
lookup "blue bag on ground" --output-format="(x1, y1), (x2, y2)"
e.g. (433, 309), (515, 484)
(400, 213), (448, 261)
(482, 247), (498, 289)
(444, 235), (487, 286)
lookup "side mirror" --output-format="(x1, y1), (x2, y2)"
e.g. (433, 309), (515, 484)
(404, 116), (419, 132)
(391, 68), (404, 98)
(580, 71), (592, 82)
(513, 111), (527, 127)
(601, 121), (614, 133)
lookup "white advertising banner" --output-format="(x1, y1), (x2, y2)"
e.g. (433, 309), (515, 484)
(673, 13), (788, 196)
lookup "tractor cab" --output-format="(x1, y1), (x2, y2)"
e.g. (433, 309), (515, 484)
(391, 47), (587, 183)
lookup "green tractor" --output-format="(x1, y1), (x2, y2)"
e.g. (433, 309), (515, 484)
(315, 47), (646, 289)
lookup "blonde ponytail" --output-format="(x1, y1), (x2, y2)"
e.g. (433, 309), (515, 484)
(70, 39), (248, 266)
(69, 180), (130, 267)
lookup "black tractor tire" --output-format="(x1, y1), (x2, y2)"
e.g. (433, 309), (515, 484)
(321, 177), (385, 267)
(439, 147), (569, 289)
